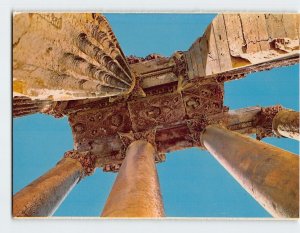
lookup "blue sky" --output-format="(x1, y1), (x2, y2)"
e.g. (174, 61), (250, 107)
(13, 14), (299, 217)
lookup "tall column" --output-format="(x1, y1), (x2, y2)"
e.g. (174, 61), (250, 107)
(101, 140), (165, 217)
(13, 157), (83, 217)
(272, 110), (299, 141)
(200, 125), (299, 218)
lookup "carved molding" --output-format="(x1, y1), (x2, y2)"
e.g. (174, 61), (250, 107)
(127, 54), (165, 65)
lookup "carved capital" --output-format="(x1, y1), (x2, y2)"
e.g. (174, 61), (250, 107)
(118, 129), (157, 150)
(171, 51), (188, 79)
(117, 128), (162, 163)
(186, 117), (207, 146)
(63, 150), (97, 176)
(254, 105), (283, 140)
(186, 116), (226, 146)
(42, 101), (68, 118)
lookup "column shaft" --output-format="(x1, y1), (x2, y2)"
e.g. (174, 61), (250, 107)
(201, 125), (299, 218)
(272, 110), (299, 140)
(101, 140), (165, 217)
(13, 158), (83, 217)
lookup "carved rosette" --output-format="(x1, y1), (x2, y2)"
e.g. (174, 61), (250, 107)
(63, 150), (97, 177)
(128, 93), (186, 131)
(254, 105), (283, 140)
(182, 82), (224, 119)
(69, 102), (132, 145)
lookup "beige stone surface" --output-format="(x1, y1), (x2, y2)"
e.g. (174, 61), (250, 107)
(101, 141), (164, 217)
(273, 110), (300, 140)
(185, 13), (299, 78)
(201, 125), (299, 218)
(13, 13), (134, 101)
(13, 158), (83, 217)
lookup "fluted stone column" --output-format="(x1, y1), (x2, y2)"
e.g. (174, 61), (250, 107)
(13, 157), (83, 217)
(101, 140), (165, 217)
(272, 110), (299, 141)
(200, 125), (299, 218)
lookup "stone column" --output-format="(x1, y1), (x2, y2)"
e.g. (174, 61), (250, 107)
(101, 140), (165, 217)
(200, 125), (299, 218)
(272, 110), (299, 141)
(13, 157), (83, 217)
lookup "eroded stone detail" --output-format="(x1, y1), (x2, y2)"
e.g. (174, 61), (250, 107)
(254, 105), (283, 140)
(63, 150), (97, 176)
(69, 102), (132, 144)
(127, 54), (165, 65)
(172, 51), (189, 80)
(104, 129), (159, 172)
(13, 13), (134, 101)
(13, 96), (52, 118)
(128, 93), (186, 131)
(182, 82), (224, 118)
(118, 129), (157, 153)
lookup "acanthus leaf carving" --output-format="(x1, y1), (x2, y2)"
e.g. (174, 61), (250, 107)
(63, 150), (97, 177)
(254, 105), (283, 140)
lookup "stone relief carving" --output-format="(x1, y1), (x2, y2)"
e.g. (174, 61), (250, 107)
(254, 105), (283, 140)
(128, 93), (186, 131)
(69, 103), (132, 144)
(64, 150), (97, 176)
(182, 82), (224, 118)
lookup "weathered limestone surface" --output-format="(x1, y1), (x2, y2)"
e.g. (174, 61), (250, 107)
(67, 103), (286, 172)
(201, 125), (299, 218)
(13, 13), (134, 101)
(101, 140), (164, 217)
(13, 158), (83, 217)
(185, 14), (299, 78)
(272, 109), (300, 140)
(13, 96), (52, 118)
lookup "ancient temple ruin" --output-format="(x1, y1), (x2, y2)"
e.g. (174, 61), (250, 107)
(13, 13), (299, 218)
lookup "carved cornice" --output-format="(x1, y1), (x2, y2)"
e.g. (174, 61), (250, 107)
(63, 150), (97, 177)
(127, 54), (165, 65)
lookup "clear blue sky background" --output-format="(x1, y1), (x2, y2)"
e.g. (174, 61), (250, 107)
(13, 14), (299, 217)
